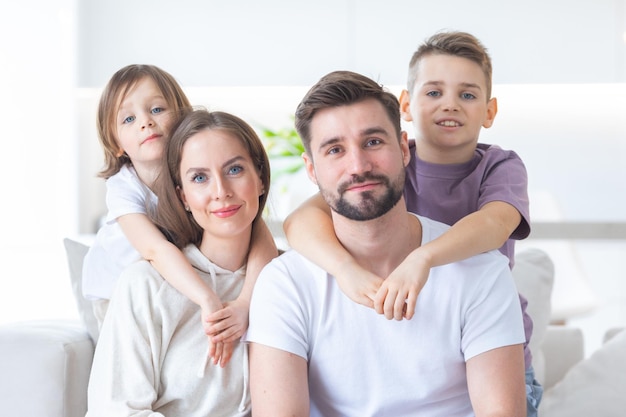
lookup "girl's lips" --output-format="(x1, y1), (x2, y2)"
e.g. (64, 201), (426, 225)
(212, 205), (241, 218)
(142, 133), (160, 144)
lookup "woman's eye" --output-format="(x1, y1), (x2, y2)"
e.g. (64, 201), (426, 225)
(228, 165), (243, 175)
(123, 115), (135, 124)
(192, 173), (207, 183)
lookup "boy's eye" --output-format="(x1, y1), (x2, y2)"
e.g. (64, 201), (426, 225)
(461, 92), (476, 100)
(123, 115), (135, 124)
(426, 90), (441, 97)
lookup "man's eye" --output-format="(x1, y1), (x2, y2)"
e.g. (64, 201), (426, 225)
(123, 115), (135, 124)
(327, 147), (341, 155)
(366, 139), (382, 147)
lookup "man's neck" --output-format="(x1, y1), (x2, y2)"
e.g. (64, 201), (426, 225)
(332, 202), (422, 278)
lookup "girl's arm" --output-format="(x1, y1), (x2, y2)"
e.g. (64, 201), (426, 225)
(206, 218), (278, 357)
(376, 201), (522, 320)
(117, 213), (230, 364)
(282, 193), (383, 308)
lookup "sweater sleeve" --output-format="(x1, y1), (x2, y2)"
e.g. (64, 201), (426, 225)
(86, 261), (167, 417)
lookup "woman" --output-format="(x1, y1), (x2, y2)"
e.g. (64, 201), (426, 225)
(86, 109), (275, 417)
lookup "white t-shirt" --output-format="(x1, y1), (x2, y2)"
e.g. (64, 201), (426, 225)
(245, 215), (525, 417)
(82, 164), (157, 300)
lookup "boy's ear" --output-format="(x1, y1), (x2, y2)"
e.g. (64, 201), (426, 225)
(399, 89), (413, 122)
(482, 97), (498, 128)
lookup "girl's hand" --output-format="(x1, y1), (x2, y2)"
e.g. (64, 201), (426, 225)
(205, 297), (249, 367)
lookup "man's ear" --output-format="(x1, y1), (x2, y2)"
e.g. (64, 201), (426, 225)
(302, 152), (318, 185)
(482, 97), (498, 128)
(399, 89), (413, 122)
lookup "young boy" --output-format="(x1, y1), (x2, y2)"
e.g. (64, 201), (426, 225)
(283, 31), (541, 415)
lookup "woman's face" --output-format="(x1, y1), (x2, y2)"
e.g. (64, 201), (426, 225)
(177, 128), (264, 240)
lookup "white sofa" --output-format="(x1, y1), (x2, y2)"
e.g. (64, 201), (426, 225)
(0, 241), (623, 417)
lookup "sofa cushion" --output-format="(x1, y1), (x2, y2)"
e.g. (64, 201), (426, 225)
(63, 238), (99, 343)
(0, 320), (94, 417)
(540, 329), (626, 417)
(511, 248), (555, 385)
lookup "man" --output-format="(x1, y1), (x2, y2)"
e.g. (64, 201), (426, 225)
(244, 70), (526, 417)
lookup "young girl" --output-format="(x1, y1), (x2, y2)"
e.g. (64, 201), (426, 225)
(82, 64), (277, 366)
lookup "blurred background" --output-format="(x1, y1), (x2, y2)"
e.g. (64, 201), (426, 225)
(1, 0), (625, 357)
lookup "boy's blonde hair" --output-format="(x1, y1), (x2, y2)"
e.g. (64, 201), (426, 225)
(407, 31), (493, 100)
(96, 64), (191, 179)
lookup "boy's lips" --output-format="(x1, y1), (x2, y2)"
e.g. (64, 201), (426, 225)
(436, 119), (462, 127)
(211, 205), (241, 218)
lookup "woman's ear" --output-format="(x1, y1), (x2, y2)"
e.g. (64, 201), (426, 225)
(482, 97), (498, 128)
(399, 89), (413, 122)
(176, 185), (189, 211)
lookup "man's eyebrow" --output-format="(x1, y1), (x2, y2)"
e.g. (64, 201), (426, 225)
(317, 136), (341, 152)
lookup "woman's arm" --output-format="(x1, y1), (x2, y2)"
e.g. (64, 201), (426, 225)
(283, 193), (383, 308)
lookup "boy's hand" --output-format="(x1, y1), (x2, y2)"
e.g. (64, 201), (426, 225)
(335, 262), (384, 309)
(374, 251), (431, 320)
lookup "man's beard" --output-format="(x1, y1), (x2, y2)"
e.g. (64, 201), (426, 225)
(322, 171), (404, 221)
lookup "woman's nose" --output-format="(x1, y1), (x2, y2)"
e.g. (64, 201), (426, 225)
(211, 175), (232, 200)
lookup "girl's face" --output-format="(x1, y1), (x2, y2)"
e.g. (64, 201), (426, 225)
(115, 77), (175, 169)
(177, 128), (264, 241)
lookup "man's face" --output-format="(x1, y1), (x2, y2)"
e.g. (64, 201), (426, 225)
(303, 98), (410, 221)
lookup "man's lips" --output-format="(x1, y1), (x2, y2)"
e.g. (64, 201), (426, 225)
(346, 182), (380, 192)
(211, 205), (241, 218)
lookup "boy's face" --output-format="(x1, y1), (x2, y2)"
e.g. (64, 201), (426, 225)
(400, 54), (497, 162)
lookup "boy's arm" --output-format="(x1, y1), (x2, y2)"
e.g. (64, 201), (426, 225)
(466, 343), (526, 417)
(283, 193), (383, 308)
(207, 218), (279, 348)
(377, 201), (522, 320)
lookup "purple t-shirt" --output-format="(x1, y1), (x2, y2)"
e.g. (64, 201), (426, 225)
(404, 141), (534, 368)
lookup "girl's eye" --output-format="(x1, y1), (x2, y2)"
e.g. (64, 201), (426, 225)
(461, 92), (476, 100)
(123, 115), (135, 124)
(228, 165), (243, 175)
(151, 107), (165, 115)
(192, 173), (207, 184)
(426, 90), (441, 97)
